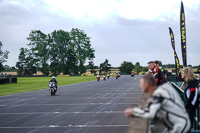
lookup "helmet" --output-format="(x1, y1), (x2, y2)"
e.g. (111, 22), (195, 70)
(52, 76), (55, 79)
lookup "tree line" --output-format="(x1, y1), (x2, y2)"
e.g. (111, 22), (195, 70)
(0, 28), (200, 76)
(96, 60), (147, 75)
(15, 28), (95, 76)
(0, 41), (9, 72)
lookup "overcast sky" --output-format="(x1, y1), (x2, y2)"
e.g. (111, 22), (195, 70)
(0, 0), (200, 67)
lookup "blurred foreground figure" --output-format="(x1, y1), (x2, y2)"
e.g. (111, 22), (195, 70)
(124, 74), (191, 133)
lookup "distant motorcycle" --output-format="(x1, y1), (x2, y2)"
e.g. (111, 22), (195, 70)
(131, 73), (134, 77)
(103, 75), (106, 81)
(49, 82), (56, 96)
(97, 75), (100, 82)
(107, 73), (110, 79)
(116, 74), (119, 80)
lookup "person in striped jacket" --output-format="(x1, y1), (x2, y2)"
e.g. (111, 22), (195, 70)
(124, 74), (191, 133)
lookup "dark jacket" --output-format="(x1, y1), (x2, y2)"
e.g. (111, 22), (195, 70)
(184, 79), (199, 109)
(49, 79), (57, 85)
(152, 67), (167, 86)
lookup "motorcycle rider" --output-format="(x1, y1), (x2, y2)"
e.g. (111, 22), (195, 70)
(49, 76), (58, 92)
(124, 74), (191, 133)
(107, 72), (110, 79)
(96, 73), (100, 82)
(116, 72), (119, 79)
(118, 72), (121, 78)
(103, 73), (106, 81)
(148, 61), (166, 86)
(131, 72), (134, 77)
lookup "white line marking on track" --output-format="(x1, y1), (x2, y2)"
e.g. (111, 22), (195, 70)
(0, 103), (138, 106)
(49, 125), (59, 127)
(0, 96), (141, 102)
(0, 111), (124, 115)
(0, 125), (130, 128)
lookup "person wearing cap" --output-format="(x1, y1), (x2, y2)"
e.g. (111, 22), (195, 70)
(49, 76), (58, 92)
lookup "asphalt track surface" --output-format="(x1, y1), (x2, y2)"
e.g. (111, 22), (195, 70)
(0, 75), (142, 133)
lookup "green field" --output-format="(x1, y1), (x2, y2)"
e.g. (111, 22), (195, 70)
(0, 76), (96, 96)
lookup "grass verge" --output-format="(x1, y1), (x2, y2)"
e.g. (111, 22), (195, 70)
(0, 76), (96, 96)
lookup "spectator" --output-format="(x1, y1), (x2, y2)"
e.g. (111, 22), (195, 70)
(181, 67), (199, 128)
(155, 60), (164, 72)
(148, 61), (166, 86)
(124, 74), (191, 133)
(155, 60), (169, 80)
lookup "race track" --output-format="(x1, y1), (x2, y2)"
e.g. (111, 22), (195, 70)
(0, 75), (142, 133)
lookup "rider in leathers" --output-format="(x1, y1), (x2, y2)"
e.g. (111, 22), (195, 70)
(125, 74), (191, 133)
(49, 76), (58, 92)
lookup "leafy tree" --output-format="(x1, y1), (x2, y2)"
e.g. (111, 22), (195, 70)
(10, 66), (16, 70)
(27, 30), (49, 75)
(88, 60), (96, 74)
(49, 30), (71, 74)
(65, 49), (78, 74)
(134, 62), (142, 74)
(142, 66), (148, 72)
(0, 63), (4, 72)
(16, 48), (37, 75)
(70, 28), (95, 74)
(197, 65), (200, 72)
(88, 50), (95, 74)
(5, 66), (16, 71)
(17, 28), (95, 75)
(99, 59), (111, 73)
(0, 41), (9, 72)
(119, 61), (134, 74)
(4, 65), (10, 70)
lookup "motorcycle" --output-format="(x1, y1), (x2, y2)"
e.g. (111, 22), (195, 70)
(49, 82), (56, 96)
(131, 73), (134, 77)
(107, 72), (110, 79)
(116, 74), (119, 80)
(103, 75), (106, 81)
(97, 75), (100, 82)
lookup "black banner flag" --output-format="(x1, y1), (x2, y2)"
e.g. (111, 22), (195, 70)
(180, 1), (187, 67)
(169, 27), (180, 77)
